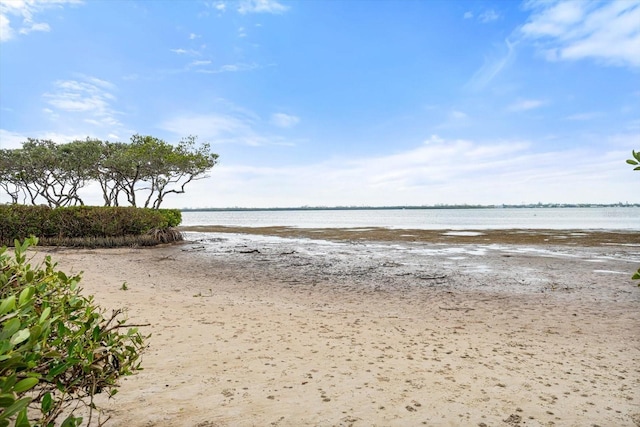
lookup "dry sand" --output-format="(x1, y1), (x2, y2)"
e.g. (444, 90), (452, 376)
(32, 229), (640, 427)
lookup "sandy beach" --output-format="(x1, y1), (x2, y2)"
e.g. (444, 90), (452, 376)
(32, 229), (640, 427)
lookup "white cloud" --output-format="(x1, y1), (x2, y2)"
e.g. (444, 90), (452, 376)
(18, 20), (49, 35)
(161, 114), (250, 140)
(215, 2), (226, 12)
(170, 48), (200, 56)
(271, 113), (299, 128)
(463, 11), (473, 19)
(449, 110), (468, 120)
(0, 128), (92, 149)
(0, 0), (81, 42)
(168, 134), (639, 208)
(189, 60), (212, 67)
(479, 9), (500, 23)
(196, 62), (261, 74)
(238, 0), (288, 15)
(189, 32), (200, 40)
(507, 99), (546, 112)
(43, 75), (122, 127)
(521, 0), (640, 68)
(565, 112), (602, 121)
(0, 13), (13, 41)
(0, 129), (26, 149)
(465, 37), (517, 91)
(161, 110), (298, 147)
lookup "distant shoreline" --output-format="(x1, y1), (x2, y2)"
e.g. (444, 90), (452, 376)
(181, 203), (640, 212)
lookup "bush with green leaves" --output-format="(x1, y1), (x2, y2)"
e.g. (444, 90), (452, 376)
(0, 205), (182, 247)
(0, 238), (147, 426)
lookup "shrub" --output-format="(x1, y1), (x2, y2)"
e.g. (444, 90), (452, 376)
(0, 238), (147, 426)
(157, 209), (182, 228)
(0, 206), (183, 247)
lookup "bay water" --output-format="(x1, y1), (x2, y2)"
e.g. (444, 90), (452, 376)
(181, 207), (640, 230)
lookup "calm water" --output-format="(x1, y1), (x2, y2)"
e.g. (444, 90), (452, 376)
(181, 207), (640, 230)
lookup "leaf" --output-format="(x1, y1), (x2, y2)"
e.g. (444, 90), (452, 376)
(60, 415), (83, 427)
(1, 318), (21, 340)
(0, 395), (14, 408)
(39, 307), (51, 324)
(627, 159), (639, 165)
(0, 397), (31, 421)
(41, 393), (52, 413)
(18, 287), (34, 306)
(10, 329), (30, 347)
(48, 363), (69, 378)
(14, 409), (30, 427)
(0, 297), (15, 316)
(634, 166), (640, 171)
(13, 378), (38, 393)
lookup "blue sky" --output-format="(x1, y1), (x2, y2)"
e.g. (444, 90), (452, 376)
(1, 0), (639, 208)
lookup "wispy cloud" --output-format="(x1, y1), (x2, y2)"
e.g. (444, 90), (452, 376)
(161, 109), (298, 147)
(0, 129), (95, 149)
(465, 37), (517, 91)
(521, 0), (640, 68)
(508, 99), (546, 112)
(179, 134), (639, 208)
(196, 62), (262, 74)
(479, 9), (500, 23)
(238, 0), (288, 15)
(565, 112), (603, 121)
(271, 113), (299, 128)
(161, 114), (250, 140)
(449, 110), (468, 120)
(170, 48), (200, 56)
(463, 9), (500, 23)
(0, 0), (82, 42)
(189, 60), (212, 67)
(43, 75), (122, 127)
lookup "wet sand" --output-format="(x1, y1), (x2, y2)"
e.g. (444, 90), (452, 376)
(33, 228), (640, 426)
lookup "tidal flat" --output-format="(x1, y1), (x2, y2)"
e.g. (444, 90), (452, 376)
(35, 228), (640, 426)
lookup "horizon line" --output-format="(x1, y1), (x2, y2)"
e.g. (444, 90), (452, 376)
(179, 202), (640, 212)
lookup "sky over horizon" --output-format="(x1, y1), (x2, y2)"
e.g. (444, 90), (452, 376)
(1, 0), (639, 208)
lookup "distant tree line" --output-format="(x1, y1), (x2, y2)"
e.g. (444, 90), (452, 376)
(0, 135), (218, 209)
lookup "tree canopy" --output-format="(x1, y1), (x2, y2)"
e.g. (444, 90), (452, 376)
(0, 135), (218, 209)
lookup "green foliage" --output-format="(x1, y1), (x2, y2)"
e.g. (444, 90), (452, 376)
(0, 238), (147, 426)
(626, 150), (640, 171)
(0, 205), (182, 247)
(633, 268), (640, 287)
(1, 135), (218, 209)
(157, 209), (182, 228)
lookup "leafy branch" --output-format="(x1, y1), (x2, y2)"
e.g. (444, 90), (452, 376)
(0, 237), (148, 426)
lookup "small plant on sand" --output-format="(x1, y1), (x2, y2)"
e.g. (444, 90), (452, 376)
(633, 268), (640, 287)
(0, 238), (147, 426)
